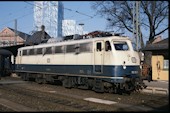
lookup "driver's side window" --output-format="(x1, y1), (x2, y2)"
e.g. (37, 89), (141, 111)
(105, 41), (111, 51)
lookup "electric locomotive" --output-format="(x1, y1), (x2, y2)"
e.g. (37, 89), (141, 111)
(14, 34), (146, 94)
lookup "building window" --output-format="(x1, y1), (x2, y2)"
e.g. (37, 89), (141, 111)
(163, 59), (169, 70)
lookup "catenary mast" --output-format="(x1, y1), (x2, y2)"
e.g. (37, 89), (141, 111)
(133, 1), (141, 51)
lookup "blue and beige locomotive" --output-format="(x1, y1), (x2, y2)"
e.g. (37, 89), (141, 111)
(15, 34), (146, 94)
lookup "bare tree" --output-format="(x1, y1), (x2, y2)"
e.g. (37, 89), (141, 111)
(91, 1), (169, 46)
(141, 1), (169, 42)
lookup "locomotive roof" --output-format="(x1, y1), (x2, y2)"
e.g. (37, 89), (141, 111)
(18, 36), (130, 50)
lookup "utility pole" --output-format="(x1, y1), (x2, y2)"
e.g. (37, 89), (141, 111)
(133, 1), (141, 51)
(14, 19), (17, 45)
(133, 2), (144, 75)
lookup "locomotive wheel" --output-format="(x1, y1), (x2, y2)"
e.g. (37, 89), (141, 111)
(35, 74), (47, 84)
(93, 78), (104, 93)
(21, 73), (29, 81)
(62, 77), (72, 88)
(35, 77), (46, 84)
(35, 78), (42, 84)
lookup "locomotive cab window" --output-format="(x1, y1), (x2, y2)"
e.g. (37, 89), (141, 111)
(105, 41), (111, 51)
(113, 41), (129, 51)
(96, 42), (102, 51)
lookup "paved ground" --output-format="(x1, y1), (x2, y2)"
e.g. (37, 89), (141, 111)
(144, 80), (168, 88)
(142, 80), (169, 95)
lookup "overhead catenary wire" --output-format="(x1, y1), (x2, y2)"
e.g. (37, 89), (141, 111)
(0, 1), (99, 32)
(1, 5), (29, 21)
(0, 2), (47, 27)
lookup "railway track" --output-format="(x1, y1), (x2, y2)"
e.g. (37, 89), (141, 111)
(0, 77), (169, 111)
(0, 84), (115, 111)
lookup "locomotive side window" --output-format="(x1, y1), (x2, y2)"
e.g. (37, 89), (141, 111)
(105, 41), (111, 51)
(22, 50), (28, 56)
(29, 49), (35, 55)
(79, 42), (92, 52)
(37, 48), (42, 55)
(113, 41), (129, 51)
(96, 42), (102, 51)
(45, 47), (52, 54)
(55, 46), (65, 53)
(66, 45), (75, 53)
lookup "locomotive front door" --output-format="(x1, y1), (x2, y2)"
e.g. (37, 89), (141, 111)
(94, 41), (104, 73)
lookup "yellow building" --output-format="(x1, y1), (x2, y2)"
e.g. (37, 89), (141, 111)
(143, 38), (169, 81)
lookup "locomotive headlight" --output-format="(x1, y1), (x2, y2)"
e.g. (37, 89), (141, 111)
(131, 57), (136, 63)
(123, 65), (126, 69)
